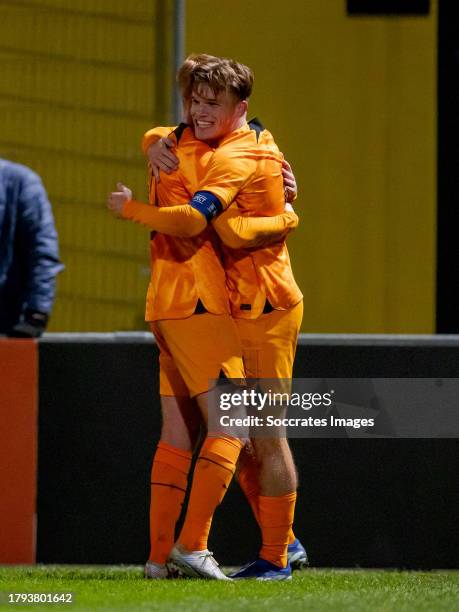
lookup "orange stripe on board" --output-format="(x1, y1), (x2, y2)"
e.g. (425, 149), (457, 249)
(0, 339), (38, 564)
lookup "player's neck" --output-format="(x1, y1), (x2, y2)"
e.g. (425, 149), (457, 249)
(208, 116), (248, 147)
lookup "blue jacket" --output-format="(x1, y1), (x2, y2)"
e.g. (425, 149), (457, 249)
(0, 159), (63, 334)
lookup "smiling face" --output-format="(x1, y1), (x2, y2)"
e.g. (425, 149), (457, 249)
(190, 85), (247, 144)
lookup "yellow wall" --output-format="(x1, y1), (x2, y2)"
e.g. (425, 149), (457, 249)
(0, 0), (174, 331)
(0, 1), (437, 332)
(187, 0), (437, 332)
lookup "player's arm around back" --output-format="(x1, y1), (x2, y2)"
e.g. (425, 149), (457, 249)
(142, 126), (175, 154)
(212, 203), (299, 249)
(142, 126), (179, 182)
(209, 150), (300, 249)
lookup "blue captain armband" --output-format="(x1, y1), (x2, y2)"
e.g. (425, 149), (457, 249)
(190, 191), (223, 222)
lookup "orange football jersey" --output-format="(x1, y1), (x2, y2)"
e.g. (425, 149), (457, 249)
(196, 123), (303, 318)
(141, 122), (302, 320)
(142, 125), (229, 321)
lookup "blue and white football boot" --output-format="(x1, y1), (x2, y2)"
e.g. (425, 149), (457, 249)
(287, 539), (309, 570)
(228, 558), (292, 581)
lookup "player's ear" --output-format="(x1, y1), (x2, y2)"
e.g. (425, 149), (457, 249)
(237, 99), (248, 118)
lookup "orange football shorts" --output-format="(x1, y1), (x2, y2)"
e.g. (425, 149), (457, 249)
(150, 312), (245, 397)
(235, 300), (303, 381)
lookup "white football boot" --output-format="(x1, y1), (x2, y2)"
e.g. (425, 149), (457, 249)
(144, 560), (169, 579)
(169, 546), (232, 580)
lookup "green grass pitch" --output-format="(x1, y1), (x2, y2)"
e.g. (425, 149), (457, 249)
(0, 566), (458, 611)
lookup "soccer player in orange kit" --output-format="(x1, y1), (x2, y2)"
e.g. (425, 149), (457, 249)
(108, 54), (304, 580)
(147, 55), (308, 580)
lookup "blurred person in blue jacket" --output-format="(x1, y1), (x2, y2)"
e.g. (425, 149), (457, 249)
(0, 158), (63, 338)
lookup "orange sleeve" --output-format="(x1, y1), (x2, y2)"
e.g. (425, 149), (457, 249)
(142, 126), (177, 154)
(197, 148), (256, 210)
(212, 205), (299, 249)
(121, 199), (206, 237)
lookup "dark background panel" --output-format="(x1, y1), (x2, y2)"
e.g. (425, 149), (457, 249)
(437, 2), (459, 332)
(37, 342), (160, 564)
(294, 345), (459, 377)
(287, 438), (457, 568)
(347, 0), (430, 15)
(37, 339), (459, 568)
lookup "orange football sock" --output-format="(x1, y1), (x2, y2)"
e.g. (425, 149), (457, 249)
(237, 454), (260, 523)
(259, 492), (297, 568)
(238, 459), (297, 545)
(149, 441), (192, 565)
(178, 435), (243, 551)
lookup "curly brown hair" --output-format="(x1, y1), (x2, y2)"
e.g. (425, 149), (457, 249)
(177, 53), (253, 102)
